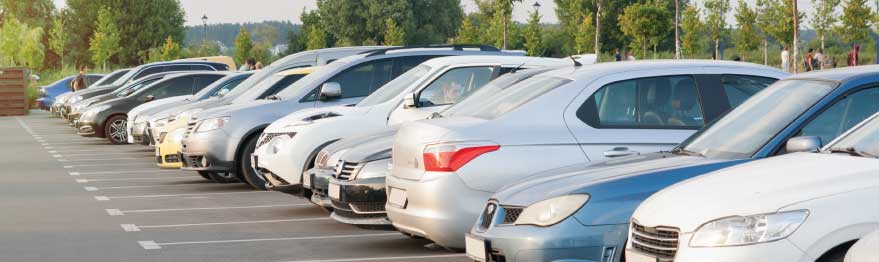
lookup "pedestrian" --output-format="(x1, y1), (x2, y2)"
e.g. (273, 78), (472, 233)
(72, 65), (88, 92)
(627, 51), (636, 61)
(804, 48), (814, 72)
(814, 48), (824, 70)
(781, 46), (790, 73)
(614, 48), (622, 61)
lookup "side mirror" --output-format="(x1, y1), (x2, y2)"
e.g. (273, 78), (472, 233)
(144, 95), (155, 102)
(402, 95), (417, 109)
(786, 136), (822, 153)
(319, 82), (342, 101)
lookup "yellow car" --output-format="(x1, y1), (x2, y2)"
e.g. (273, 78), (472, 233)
(155, 66), (319, 168)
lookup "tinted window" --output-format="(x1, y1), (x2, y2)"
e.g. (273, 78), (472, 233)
(193, 75), (224, 93)
(799, 87), (879, 144)
(142, 77), (195, 99)
(259, 74), (307, 99)
(583, 76), (703, 128)
(721, 75), (776, 108)
(133, 67), (164, 81)
(418, 66), (496, 107)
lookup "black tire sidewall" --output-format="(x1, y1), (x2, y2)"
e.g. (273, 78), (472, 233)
(239, 136), (267, 190)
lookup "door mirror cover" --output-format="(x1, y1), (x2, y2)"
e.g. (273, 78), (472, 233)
(786, 136), (822, 153)
(319, 82), (342, 101)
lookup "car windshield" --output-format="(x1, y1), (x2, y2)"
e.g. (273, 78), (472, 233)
(825, 114), (879, 158)
(357, 65), (432, 107)
(679, 79), (837, 158)
(116, 77), (162, 97)
(443, 75), (571, 119)
(275, 61), (348, 99)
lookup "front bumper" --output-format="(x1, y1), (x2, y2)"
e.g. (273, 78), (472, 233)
(304, 167), (334, 208)
(179, 129), (238, 172)
(625, 233), (809, 262)
(329, 176), (389, 226)
(468, 219), (627, 262)
(385, 173), (491, 248)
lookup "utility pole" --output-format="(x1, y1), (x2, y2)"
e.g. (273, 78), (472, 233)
(674, 0), (681, 59)
(792, 1), (799, 73)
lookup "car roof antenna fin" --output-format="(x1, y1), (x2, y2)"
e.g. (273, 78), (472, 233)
(569, 56), (583, 67)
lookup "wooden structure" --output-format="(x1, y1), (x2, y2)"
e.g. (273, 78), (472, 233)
(0, 67), (29, 116)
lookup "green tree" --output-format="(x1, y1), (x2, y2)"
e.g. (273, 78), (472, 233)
(383, 18), (406, 46)
(811, 0), (841, 50)
(837, 0), (872, 44)
(159, 36), (181, 61)
(454, 15), (481, 43)
(574, 13), (595, 54)
(619, 3), (672, 59)
(704, 0), (730, 59)
(523, 8), (543, 56)
(681, 4), (704, 58)
(233, 27), (254, 66)
(49, 16), (69, 68)
(89, 8), (120, 70)
(734, 0), (760, 61)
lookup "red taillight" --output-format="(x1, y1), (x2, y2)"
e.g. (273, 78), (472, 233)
(422, 142), (500, 172)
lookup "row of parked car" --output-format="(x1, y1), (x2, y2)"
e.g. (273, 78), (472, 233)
(43, 44), (878, 262)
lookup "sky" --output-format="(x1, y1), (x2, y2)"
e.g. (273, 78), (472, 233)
(51, 0), (834, 28)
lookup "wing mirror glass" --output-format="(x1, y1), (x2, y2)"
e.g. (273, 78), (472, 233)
(144, 95), (155, 102)
(319, 82), (342, 101)
(786, 136), (822, 153)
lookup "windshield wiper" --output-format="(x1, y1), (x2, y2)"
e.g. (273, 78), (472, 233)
(827, 147), (878, 158)
(671, 147), (704, 157)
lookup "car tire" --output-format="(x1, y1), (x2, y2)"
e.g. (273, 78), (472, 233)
(238, 136), (268, 190)
(105, 115), (128, 145)
(208, 172), (239, 183)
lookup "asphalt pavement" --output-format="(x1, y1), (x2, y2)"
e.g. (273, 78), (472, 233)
(0, 110), (468, 262)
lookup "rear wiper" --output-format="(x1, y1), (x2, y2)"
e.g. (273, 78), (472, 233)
(827, 147), (878, 158)
(671, 147), (704, 157)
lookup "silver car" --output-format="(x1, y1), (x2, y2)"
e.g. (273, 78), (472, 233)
(385, 60), (788, 249)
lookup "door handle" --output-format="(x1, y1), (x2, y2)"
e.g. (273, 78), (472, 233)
(603, 147), (639, 158)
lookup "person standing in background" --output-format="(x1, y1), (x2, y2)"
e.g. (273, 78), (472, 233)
(72, 65), (87, 91)
(614, 49), (622, 61)
(780, 47), (790, 73)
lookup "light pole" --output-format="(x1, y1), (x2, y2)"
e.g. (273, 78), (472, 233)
(201, 14), (208, 46)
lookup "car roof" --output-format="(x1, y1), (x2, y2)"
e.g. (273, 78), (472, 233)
(420, 55), (568, 67)
(544, 60), (782, 80)
(276, 66), (321, 76)
(784, 64), (879, 82)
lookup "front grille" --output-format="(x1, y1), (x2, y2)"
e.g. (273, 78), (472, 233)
(502, 207), (523, 224)
(478, 202), (498, 231)
(333, 161), (364, 180)
(257, 132), (296, 148)
(350, 202), (386, 213)
(631, 222), (680, 261)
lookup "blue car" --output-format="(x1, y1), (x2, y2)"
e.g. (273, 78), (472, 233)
(37, 74), (103, 110)
(466, 65), (879, 262)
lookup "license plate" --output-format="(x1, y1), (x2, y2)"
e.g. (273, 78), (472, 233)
(387, 187), (407, 208)
(465, 234), (487, 261)
(303, 173), (312, 188)
(328, 183), (341, 200)
(625, 250), (659, 262)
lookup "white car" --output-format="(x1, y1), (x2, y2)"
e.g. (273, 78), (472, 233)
(626, 112), (879, 262)
(385, 60), (787, 249)
(846, 230), (879, 262)
(251, 55), (577, 191)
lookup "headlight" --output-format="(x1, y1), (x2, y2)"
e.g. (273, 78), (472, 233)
(194, 117), (230, 133)
(514, 194), (590, 227)
(82, 105), (111, 119)
(353, 158), (391, 180)
(690, 210), (809, 247)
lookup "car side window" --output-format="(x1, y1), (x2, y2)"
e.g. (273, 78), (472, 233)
(417, 67), (496, 107)
(193, 75), (223, 94)
(798, 87), (879, 144)
(580, 75), (704, 129)
(143, 77), (194, 99)
(721, 75), (776, 108)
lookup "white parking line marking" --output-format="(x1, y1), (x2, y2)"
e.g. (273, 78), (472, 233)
(94, 196), (110, 201)
(102, 191), (269, 200)
(282, 254), (467, 262)
(84, 186), (98, 191)
(130, 217), (330, 230)
(138, 241), (160, 250)
(116, 204), (311, 214)
(121, 224), (141, 232)
(142, 233), (400, 250)
(106, 209), (124, 216)
(57, 157), (148, 162)
(75, 176), (198, 182)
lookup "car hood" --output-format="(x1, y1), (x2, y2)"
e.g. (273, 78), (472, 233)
(634, 153), (879, 232)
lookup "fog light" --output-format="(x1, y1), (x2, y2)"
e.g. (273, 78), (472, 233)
(200, 156), (209, 167)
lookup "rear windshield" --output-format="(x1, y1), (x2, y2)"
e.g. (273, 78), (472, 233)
(443, 75), (571, 119)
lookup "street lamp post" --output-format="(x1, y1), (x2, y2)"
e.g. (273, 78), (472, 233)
(201, 14), (208, 46)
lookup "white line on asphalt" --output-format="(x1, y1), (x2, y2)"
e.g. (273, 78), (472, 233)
(282, 254), (468, 262)
(139, 233), (400, 250)
(127, 217), (330, 231)
(74, 176), (198, 183)
(57, 157), (148, 162)
(113, 204), (311, 215)
(100, 191), (270, 200)
(62, 163), (155, 168)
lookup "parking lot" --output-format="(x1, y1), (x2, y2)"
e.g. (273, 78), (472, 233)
(2, 111), (468, 262)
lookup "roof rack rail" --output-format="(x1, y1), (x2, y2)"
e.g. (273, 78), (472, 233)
(361, 44), (501, 57)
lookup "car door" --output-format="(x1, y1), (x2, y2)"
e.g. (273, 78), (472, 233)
(388, 64), (500, 124)
(564, 68), (704, 161)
